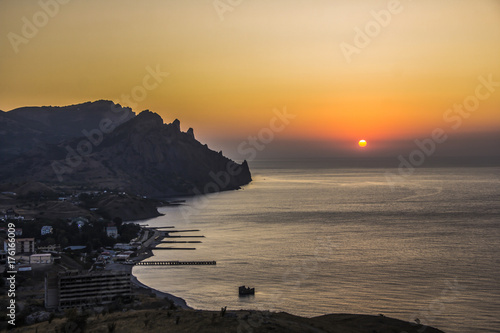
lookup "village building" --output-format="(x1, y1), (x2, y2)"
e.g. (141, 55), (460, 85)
(45, 270), (132, 309)
(30, 253), (53, 264)
(3, 238), (35, 254)
(106, 225), (118, 239)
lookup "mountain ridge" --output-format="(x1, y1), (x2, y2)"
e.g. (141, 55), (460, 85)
(0, 101), (251, 197)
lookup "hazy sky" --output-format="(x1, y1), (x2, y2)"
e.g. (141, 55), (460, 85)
(1, 0), (499, 160)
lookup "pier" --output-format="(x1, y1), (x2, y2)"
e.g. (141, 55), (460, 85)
(135, 260), (216, 266)
(152, 247), (196, 250)
(160, 241), (202, 244)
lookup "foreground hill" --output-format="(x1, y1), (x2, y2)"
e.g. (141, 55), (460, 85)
(12, 308), (446, 333)
(0, 101), (251, 197)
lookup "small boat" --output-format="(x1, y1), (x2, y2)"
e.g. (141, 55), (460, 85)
(239, 285), (255, 296)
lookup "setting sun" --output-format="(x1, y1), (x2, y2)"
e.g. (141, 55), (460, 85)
(358, 140), (367, 148)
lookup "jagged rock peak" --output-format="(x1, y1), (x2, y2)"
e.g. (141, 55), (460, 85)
(0, 101), (253, 197)
(172, 119), (181, 131)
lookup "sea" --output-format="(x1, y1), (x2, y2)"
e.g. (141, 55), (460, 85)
(133, 160), (500, 333)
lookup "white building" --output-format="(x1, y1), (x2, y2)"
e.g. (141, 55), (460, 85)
(3, 238), (35, 254)
(30, 253), (53, 264)
(106, 226), (118, 239)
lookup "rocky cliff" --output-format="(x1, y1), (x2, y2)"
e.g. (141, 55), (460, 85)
(0, 101), (251, 197)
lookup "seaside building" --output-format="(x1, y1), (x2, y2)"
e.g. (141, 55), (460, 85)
(4, 208), (24, 221)
(30, 253), (53, 264)
(3, 238), (35, 254)
(45, 270), (132, 309)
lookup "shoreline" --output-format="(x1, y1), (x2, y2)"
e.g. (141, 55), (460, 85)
(110, 227), (192, 309)
(129, 271), (191, 309)
(25, 224), (447, 332)
(121, 226), (445, 332)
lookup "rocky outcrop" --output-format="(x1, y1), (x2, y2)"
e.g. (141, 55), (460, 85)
(0, 101), (252, 197)
(0, 100), (134, 163)
(95, 194), (162, 221)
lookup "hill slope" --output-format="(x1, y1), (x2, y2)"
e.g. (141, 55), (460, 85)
(0, 101), (251, 197)
(18, 308), (447, 333)
(0, 100), (134, 162)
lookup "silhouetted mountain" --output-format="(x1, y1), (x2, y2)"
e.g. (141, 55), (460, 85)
(0, 101), (251, 197)
(0, 100), (134, 162)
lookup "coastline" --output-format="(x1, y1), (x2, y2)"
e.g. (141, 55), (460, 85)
(129, 272), (191, 309)
(116, 226), (447, 333)
(17, 223), (448, 332)
(107, 227), (192, 309)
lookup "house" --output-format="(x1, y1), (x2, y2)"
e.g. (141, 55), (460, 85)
(41, 226), (53, 235)
(4, 208), (24, 221)
(106, 226), (118, 239)
(3, 238), (35, 254)
(115, 252), (132, 261)
(30, 253), (53, 264)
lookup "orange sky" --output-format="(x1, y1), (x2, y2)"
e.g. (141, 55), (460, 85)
(1, 0), (499, 159)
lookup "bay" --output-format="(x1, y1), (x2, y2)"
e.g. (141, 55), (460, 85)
(133, 161), (500, 332)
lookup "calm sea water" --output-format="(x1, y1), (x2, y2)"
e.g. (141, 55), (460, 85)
(133, 161), (500, 333)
